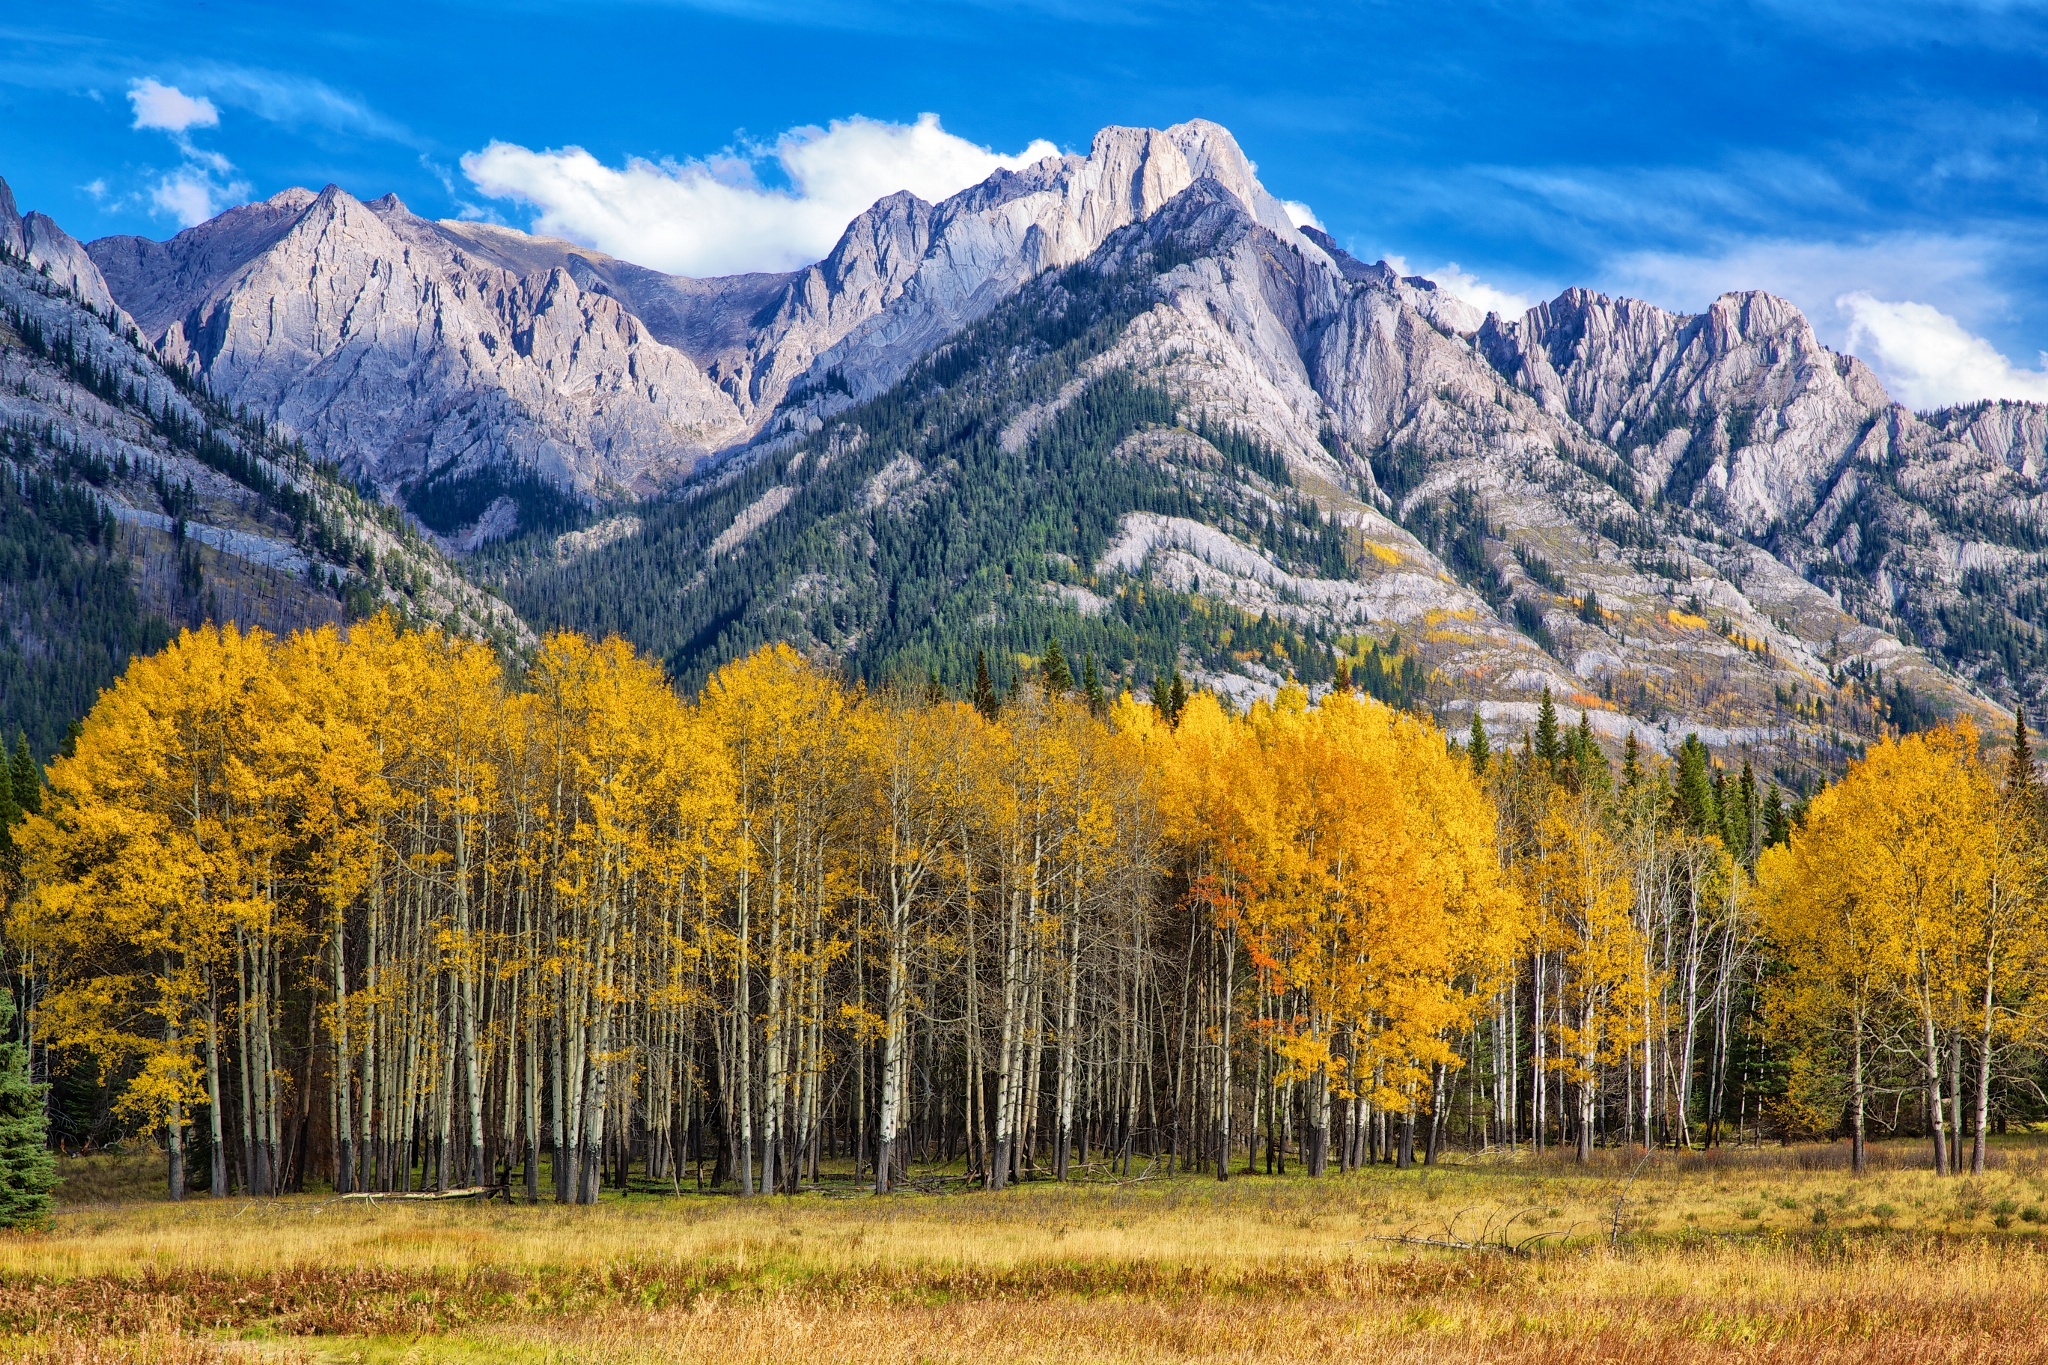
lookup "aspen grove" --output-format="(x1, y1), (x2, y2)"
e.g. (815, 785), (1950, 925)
(12, 618), (2048, 1202)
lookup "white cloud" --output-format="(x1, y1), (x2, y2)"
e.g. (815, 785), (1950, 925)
(122, 75), (245, 227)
(1426, 263), (1536, 320)
(462, 113), (1060, 277)
(1385, 253), (1537, 320)
(127, 78), (218, 133)
(148, 166), (247, 228)
(180, 63), (415, 143)
(1606, 234), (2005, 325)
(1839, 292), (2048, 409)
(1281, 199), (1324, 232)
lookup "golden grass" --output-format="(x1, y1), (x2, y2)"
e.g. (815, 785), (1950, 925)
(9, 1142), (2048, 1362)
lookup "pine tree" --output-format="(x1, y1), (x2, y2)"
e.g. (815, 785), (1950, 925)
(1763, 783), (1789, 846)
(1578, 590), (1602, 625)
(1152, 664), (1188, 726)
(1082, 654), (1106, 718)
(1734, 761), (1759, 862)
(973, 650), (1000, 721)
(1675, 733), (1717, 833)
(1042, 638), (1073, 695)
(8, 735), (37, 817)
(2007, 708), (2037, 805)
(1534, 686), (1562, 770)
(0, 985), (55, 1228)
(1572, 711), (1609, 793)
(1467, 710), (1490, 778)
(0, 754), (16, 867)
(1621, 731), (1642, 789)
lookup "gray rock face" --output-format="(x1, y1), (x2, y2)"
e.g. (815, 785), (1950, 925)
(789, 120), (1332, 409)
(0, 177), (124, 318)
(92, 186), (749, 515)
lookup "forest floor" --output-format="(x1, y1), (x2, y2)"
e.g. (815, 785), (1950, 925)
(6, 1140), (2048, 1363)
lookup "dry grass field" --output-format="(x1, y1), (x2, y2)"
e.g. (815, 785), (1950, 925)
(8, 1142), (2048, 1363)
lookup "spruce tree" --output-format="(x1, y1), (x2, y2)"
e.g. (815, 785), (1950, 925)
(1153, 665), (1188, 725)
(1467, 711), (1490, 779)
(2007, 708), (2037, 804)
(1082, 655), (1106, 718)
(1675, 734), (1717, 832)
(1621, 731), (1642, 789)
(0, 756), (16, 869)
(1042, 638), (1073, 695)
(8, 735), (37, 817)
(0, 985), (54, 1228)
(1578, 590), (1602, 625)
(1763, 784), (1790, 847)
(1734, 761), (1759, 860)
(1573, 711), (1609, 793)
(1534, 687), (1562, 770)
(972, 650), (1000, 721)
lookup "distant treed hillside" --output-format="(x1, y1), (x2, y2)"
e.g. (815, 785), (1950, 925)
(505, 249), (1368, 700)
(0, 233), (526, 756)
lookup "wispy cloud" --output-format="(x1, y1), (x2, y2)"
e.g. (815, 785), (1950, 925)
(178, 62), (416, 144)
(1604, 233), (2009, 322)
(463, 113), (1058, 276)
(1596, 232), (2048, 404)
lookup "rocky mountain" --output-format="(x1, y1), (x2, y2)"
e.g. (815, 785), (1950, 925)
(40, 118), (2048, 784)
(82, 121), (1328, 544)
(0, 178), (524, 756)
(504, 158), (2048, 792)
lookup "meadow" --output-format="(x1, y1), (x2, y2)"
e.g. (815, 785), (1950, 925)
(7, 1142), (2048, 1364)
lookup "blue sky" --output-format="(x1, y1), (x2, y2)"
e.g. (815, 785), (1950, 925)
(3, 0), (2047, 407)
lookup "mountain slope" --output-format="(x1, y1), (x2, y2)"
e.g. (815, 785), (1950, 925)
(506, 170), (2027, 791)
(0, 180), (525, 756)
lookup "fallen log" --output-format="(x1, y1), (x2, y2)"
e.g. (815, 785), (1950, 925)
(338, 1185), (506, 1202)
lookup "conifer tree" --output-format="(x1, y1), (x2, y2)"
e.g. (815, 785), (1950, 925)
(1081, 654), (1106, 718)
(1674, 733), (1717, 832)
(1762, 783), (1789, 847)
(0, 754), (16, 866)
(1534, 686), (1562, 769)
(1621, 731), (1642, 789)
(1578, 589), (1602, 625)
(0, 984), (55, 1228)
(972, 650), (999, 720)
(1153, 664), (1188, 725)
(2007, 708), (2037, 807)
(1572, 711), (1608, 793)
(1467, 710), (1490, 778)
(1042, 638), (1072, 695)
(1733, 761), (1759, 862)
(8, 735), (37, 817)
